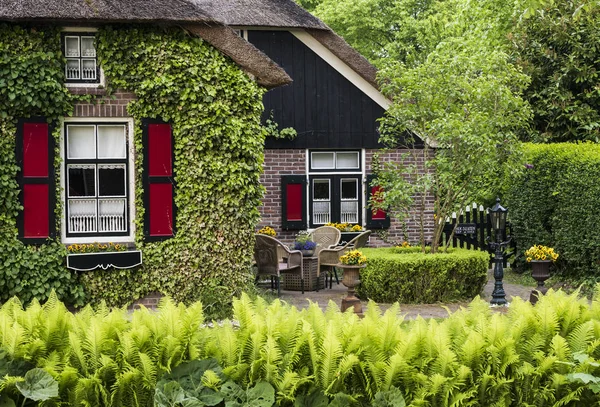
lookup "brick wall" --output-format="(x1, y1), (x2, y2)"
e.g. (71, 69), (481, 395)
(259, 148), (435, 247)
(70, 88), (136, 117)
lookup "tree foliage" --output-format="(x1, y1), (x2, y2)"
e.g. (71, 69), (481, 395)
(512, 0), (600, 142)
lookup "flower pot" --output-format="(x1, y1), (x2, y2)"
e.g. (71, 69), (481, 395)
(67, 250), (142, 271)
(300, 249), (315, 257)
(340, 232), (361, 245)
(337, 263), (366, 315)
(530, 260), (552, 304)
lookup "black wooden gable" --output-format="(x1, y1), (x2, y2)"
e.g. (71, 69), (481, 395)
(248, 30), (385, 149)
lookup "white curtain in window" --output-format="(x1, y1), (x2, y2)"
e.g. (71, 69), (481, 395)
(336, 152), (359, 169)
(99, 199), (126, 232)
(98, 125), (126, 158)
(311, 152), (335, 169)
(67, 126), (95, 159)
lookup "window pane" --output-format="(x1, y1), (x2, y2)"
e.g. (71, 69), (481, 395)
(68, 199), (97, 233)
(341, 179), (358, 199)
(67, 125), (95, 158)
(68, 165), (95, 197)
(81, 36), (96, 57)
(97, 125), (126, 158)
(341, 202), (358, 223)
(81, 59), (96, 80)
(313, 179), (330, 200)
(65, 36), (79, 57)
(66, 59), (80, 80)
(336, 152), (359, 169)
(313, 202), (330, 224)
(311, 152), (334, 169)
(98, 164), (126, 196)
(99, 199), (126, 232)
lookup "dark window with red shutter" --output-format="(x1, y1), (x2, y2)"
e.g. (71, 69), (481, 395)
(142, 119), (175, 240)
(281, 175), (306, 230)
(17, 119), (55, 243)
(366, 174), (390, 229)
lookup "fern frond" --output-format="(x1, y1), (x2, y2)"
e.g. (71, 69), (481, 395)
(317, 325), (343, 394)
(567, 320), (594, 354)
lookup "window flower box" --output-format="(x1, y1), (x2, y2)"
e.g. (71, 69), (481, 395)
(66, 250), (142, 271)
(340, 232), (361, 245)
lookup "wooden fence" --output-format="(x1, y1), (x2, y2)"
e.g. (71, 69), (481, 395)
(440, 203), (516, 267)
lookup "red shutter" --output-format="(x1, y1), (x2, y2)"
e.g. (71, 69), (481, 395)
(281, 175), (306, 230)
(17, 120), (54, 241)
(143, 121), (175, 240)
(366, 174), (390, 229)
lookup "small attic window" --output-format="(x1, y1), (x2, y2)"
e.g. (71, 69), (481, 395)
(62, 33), (99, 84)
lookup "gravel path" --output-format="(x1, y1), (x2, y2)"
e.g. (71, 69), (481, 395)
(278, 270), (534, 319)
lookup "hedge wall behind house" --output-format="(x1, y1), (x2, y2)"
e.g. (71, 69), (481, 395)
(357, 247), (489, 303)
(505, 143), (600, 282)
(0, 24), (267, 319)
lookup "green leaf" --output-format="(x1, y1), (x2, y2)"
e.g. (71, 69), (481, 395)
(15, 368), (59, 401)
(0, 395), (16, 407)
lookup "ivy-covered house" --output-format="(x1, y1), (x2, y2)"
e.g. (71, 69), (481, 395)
(0, 0), (298, 316)
(203, 0), (431, 246)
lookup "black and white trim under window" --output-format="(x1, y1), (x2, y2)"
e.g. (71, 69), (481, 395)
(309, 151), (362, 227)
(65, 123), (128, 236)
(63, 33), (99, 83)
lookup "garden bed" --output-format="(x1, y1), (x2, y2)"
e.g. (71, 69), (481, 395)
(357, 247), (489, 303)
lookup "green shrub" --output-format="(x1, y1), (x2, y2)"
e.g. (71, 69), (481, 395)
(356, 247), (489, 303)
(2, 290), (600, 405)
(505, 143), (600, 282)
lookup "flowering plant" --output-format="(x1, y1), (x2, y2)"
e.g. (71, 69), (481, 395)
(397, 241), (411, 248)
(257, 226), (276, 237)
(525, 245), (558, 262)
(294, 231), (317, 250)
(67, 242), (127, 253)
(326, 222), (363, 232)
(339, 249), (367, 266)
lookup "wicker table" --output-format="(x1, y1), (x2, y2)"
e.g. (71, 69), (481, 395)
(283, 256), (323, 291)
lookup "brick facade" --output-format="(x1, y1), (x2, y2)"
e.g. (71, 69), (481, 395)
(259, 148), (435, 247)
(70, 88), (136, 118)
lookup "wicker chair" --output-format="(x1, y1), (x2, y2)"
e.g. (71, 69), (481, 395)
(310, 226), (341, 256)
(317, 230), (371, 289)
(254, 234), (304, 296)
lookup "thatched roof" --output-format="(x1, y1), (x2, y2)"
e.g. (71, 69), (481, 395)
(0, 0), (378, 89)
(0, 0), (214, 23)
(191, 0), (327, 30)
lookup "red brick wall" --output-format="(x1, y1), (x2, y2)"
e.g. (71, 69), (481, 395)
(69, 88), (136, 117)
(259, 148), (435, 247)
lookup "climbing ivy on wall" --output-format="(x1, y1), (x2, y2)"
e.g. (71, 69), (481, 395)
(0, 24), (85, 305)
(77, 26), (267, 318)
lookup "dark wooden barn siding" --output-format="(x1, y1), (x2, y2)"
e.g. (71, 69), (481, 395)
(248, 30), (385, 149)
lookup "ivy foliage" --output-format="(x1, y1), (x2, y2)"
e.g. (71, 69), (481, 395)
(504, 143), (600, 286)
(78, 26), (267, 319)
(0, 24), (84, 306)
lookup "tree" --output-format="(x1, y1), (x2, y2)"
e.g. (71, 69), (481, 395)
(512, 1), (600, 142)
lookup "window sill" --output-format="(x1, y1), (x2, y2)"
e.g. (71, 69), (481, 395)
(66, 250), (142, 271)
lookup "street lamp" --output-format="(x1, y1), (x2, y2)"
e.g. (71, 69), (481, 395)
(488, 197), (510, 306)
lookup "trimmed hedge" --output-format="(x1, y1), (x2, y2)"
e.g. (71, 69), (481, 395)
(357, 247), (489, 303)
(504, 143), (600, 281)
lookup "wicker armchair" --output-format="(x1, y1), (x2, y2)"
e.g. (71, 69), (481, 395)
(254, 234), (304, 295)
(317, 230), (371, 289)
(310, 226), (341, 256)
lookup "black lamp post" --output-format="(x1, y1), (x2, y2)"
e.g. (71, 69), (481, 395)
(488, 197), (510, 306)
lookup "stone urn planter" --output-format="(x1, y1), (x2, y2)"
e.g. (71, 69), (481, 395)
(300, 249), (314, 257)
(530, 260), (552, 304)
(337, 263), (366, 315)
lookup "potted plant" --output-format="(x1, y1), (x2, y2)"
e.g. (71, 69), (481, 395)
(257, 226), (276, 237)
(525, 244), (559, 304)
(338, 249), (367, 315)
(294, 231), (317, 256)
(66, 242), (142, 271)
(326, 222), (364, 244)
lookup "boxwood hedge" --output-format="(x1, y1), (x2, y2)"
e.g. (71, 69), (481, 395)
(357, 247), (489, 303)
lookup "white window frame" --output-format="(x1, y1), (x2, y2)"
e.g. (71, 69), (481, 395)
(306, 149), (366, 227)
(60, 117), (135, 244)
(62, 27), (105, 88)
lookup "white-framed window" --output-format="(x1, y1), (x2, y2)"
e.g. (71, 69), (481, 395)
(62, 28), (104, 87)
(308, 150), (362, 227)
(61, 118), (135, 243)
